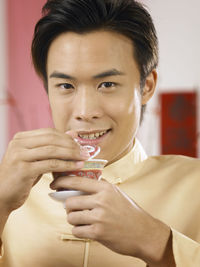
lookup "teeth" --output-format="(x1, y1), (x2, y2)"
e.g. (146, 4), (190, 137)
(94, 132), (100, 138)
(99, 131), (105, 136)
(79, 130), (108, 139)
(89, 133), (95, 138)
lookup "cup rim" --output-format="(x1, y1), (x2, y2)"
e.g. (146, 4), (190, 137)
(86, 159), (108, 163)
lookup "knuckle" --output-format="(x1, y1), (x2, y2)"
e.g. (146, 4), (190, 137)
(7, 144), (22, 163)
(67, 213), (73, 224)
(94, 196), (103, 207)
(65, 198), (73, 210)
(13, 131), (27, 140)
(72, 227), (81, 238)
(49, 159), (59, 169)
(65, 198), (70, 208)
(95, 209), (106, 223)
(8, 139), (16, 150)
(13, 132), (22, 139)
(92, 224), (103, 239)
(97, 191), (109, 204)
(11, 151), (20, 163)
(65, 161), (76, 170)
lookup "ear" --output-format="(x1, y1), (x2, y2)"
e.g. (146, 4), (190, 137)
(141, 69), (157, 105)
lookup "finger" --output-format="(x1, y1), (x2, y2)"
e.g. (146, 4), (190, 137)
(23, 145), (90, 162)
(13, 128), (59, 139)
(13, 128), (82, 151)
(67, 210), (94, 225)
(50, 176), (108, 193)
(65, 130), (78, 140)
(22, 134), (76, 149)
(72, 225), (96, 240)
(14, 131), (78, 150)
(65, 194), (96, 213)
(30, 160), (84, 176)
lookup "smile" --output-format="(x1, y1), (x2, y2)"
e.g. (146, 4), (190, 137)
(76, 129), (111, 145)
(78, 130), (108, 140)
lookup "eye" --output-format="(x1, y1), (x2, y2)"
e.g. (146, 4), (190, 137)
(57, 83), (74, 90)
(98, 82), (116, 89)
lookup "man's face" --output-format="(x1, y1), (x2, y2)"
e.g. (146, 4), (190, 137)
(47, 30), (147, 164)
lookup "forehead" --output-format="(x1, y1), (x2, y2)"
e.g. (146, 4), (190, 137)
(47, 30), (139, 77)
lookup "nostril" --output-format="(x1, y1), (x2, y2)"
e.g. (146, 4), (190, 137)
(76, 115), (100, 121)
(76, 117), (82, 121)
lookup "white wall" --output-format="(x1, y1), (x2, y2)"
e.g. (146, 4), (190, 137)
(0, 0), (7, 160)
(137, 0), (200, 157)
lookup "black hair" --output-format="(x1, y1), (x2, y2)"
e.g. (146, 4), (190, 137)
(31, 0), (159, 119)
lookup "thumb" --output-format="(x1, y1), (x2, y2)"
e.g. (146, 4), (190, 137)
(65, 130), (78, 141)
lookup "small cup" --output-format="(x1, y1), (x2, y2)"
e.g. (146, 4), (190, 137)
(66, 158), (108, 180)
(49, 158), (108, 205)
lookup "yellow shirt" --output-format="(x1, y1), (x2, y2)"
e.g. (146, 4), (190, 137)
(1, 140), (200, 266)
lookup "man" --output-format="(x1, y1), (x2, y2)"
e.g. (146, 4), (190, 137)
(0, 0), (199, 266)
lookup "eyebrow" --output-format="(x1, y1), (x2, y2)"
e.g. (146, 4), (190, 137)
(49, 69), (125, 80)
(93, 69), (125, 79)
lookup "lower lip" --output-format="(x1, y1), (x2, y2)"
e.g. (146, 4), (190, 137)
(77, 130), (111, 145)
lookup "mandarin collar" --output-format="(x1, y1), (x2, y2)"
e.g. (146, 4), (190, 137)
(102, 139), (147, 184)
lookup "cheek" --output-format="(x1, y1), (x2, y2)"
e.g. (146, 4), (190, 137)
(127, 90), (141, 120)
(109, 90), (141, 127)
(49, 97), (72, 130)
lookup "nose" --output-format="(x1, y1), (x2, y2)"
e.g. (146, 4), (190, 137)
(73, 87), (103, 122)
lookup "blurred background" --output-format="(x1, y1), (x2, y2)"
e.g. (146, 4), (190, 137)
(0, 0), (200, 160)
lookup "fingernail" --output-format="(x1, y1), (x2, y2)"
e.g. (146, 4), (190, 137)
(76, 161), (84, 168)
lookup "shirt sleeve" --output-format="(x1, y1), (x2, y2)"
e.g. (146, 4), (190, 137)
(172, 229), (200, 266)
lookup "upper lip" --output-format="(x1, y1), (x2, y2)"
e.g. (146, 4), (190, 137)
(76, 129), (110, 135)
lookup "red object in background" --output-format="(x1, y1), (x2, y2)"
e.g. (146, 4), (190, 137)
(160, 92), (197, 157)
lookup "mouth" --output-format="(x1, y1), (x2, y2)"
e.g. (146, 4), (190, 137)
(76, 129), (111, 145)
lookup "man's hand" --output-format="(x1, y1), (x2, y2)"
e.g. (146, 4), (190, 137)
(50, 176), (175, 266)
(0, 128), (89, 213)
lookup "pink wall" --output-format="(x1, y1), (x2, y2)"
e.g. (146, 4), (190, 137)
(7, 0), (53, 141)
